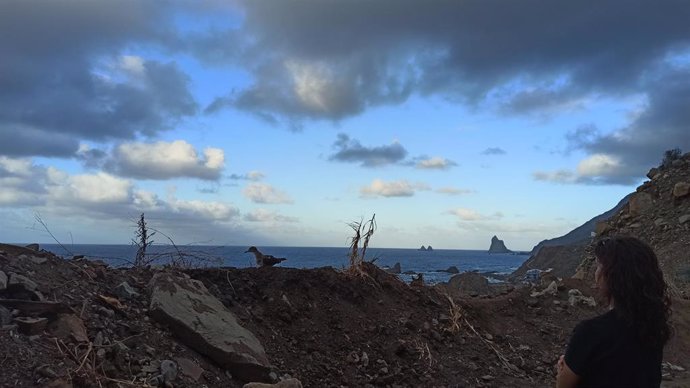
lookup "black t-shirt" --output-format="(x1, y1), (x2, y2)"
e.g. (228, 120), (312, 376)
(565, 309), (662, 388)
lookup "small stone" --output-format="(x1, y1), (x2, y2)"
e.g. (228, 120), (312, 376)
(97, 306), (115, 318)
(654, 218), (668, 227)
(160, 360), (178, 384)
(49, 314), (89, 343)
(673, 182), (690, 198)
(243, 378), (303, 388)
(25, 243), (40, 251)
(346, 351), (359, 363)
(8, 273), (38, 291)
(0, 271), (7, 290)
(15, 316), (48, 335)
(28, 255), (47, 264)
(647, 167), (660, 179)
(526, 298), (539, 307)
(114, 282), (140, 300)
(484, 333), (493, 341)
(361, 352), (369, 367)
(379, 367), (389, 374)
(0, 306), (11, 325)
(34, 365), (58, 378)
(94, 331), (104, 346)
(481, 375), (494, 381)
(96, 348), (106, 359)
(174, 357), (204, 382)
(679, 214), (690, 224)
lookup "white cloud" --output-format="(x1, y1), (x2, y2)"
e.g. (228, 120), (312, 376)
(243, 208), (299, 223)
(435, 187), (476, 195)
(286, 60), (333, 113)
(534, 153), (625, 185)
(167, 197), (239, 221)
(243, 183), (293, 204)
(576, 153), (621, 177)
(360, 179), (429, 198)
(109, 140), (225, 180)
(119, 55), (146, 76)
(63, 173), (133, 204)
(415, 157), (456, 170)
(446, 208), (503, 221)
(0, 157), (240, 227)
(532, 169), (578, 184)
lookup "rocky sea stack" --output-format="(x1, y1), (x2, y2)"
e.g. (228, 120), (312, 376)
(488, 235), (511, 253)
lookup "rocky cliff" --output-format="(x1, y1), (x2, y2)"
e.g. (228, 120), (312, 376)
(529, 194), (631, 256)
(512, 194), (631, 279)
(574, 152), (690, 295)
(488, 235), (511, 253)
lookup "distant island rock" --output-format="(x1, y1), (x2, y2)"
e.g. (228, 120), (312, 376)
(488, 235), (512, 253)
(418, 245), (434, 251)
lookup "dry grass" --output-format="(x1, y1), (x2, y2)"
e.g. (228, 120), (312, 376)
(346, 214), (376, 275)
(444, 293), (464, 334)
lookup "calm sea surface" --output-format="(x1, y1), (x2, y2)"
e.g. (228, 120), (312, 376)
(42, 244), (529, 284)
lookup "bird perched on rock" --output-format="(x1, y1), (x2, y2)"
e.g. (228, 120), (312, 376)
(244, 246), (287, 267)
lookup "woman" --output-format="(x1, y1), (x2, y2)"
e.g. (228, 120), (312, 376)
(556, 236), (672, 388)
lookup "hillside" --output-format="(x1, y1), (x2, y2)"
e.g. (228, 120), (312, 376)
(574, 153), (690, 294)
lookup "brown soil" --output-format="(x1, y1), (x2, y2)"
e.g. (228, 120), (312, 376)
(1, 244), (688, 387)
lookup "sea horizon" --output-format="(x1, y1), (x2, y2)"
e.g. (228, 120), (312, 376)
(32, 243), (531, 285)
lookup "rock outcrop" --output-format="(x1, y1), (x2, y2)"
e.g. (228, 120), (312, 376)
(441, 272), (490, 297)
(149, 272), (273, 382)
(573, 152), (690, 293)
(488, 236), (511, 253)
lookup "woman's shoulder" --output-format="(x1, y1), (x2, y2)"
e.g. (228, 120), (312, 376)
(573, 309), (619, 334)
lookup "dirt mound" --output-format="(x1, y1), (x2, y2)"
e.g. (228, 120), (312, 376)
(3, 244), (688, 387)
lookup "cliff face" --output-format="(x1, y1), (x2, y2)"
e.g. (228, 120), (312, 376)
(512, 195), (631, 279)
(529, 194), (631, 256)
(574, 153), (690, 293)
(488, 235), (511, 253)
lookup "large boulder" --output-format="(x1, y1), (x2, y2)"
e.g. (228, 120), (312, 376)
(149, 272), (272, 382)
(446, 272), (490, 297)
(629, 192), (653, 215)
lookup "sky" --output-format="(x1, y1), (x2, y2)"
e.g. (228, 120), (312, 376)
(1, 0), (689, 250)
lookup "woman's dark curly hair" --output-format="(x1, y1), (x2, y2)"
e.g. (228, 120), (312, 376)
(594, 236), (672, 348)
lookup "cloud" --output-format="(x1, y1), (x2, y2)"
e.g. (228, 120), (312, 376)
(414, 157), (457, 170)
(243, 183), (293, 204)
(539, 68), (690, 185)
(435, 187), (476, 196)
(360, 179), (429, 198)
(532, 169), (578, 184)
(0, 157), (242, 239)
(201, 1), (690, 123)
(243, 208), (299, 223)
(102, 140), (224, 180)
(328, 133), (407, 167)
(481, 147), (507, 156)
(446, 208), (504, 221)
(229, 171), (265, 181)
(0, 0), (198, 157)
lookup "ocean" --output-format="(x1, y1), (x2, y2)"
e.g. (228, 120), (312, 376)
(41, 244), (530, 284)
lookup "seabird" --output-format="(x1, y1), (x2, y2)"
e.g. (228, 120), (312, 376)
(244, 246), (287, 267)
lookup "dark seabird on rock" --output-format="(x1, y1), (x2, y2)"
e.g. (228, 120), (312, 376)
(244, 246), (287, 267)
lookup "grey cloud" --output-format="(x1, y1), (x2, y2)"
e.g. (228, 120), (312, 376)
(555, 68), (690, 184)
(328, 133), (407, 167)
(204, 0), (690, 121)
(0, 126), (79, 158)
(0, 1), (197, 158)
(481, 147), (507, 156)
